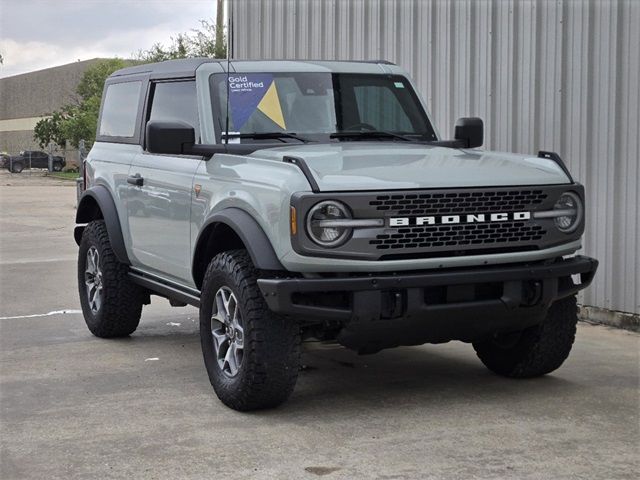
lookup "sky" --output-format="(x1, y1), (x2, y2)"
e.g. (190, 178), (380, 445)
(0, 0), (217, 78)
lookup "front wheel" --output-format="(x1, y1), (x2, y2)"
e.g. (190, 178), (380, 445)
(11, 162), (24, 173)
(200, 250), (300, 411)
(52, 162), (63, 172)
(473, 294), (578, 378)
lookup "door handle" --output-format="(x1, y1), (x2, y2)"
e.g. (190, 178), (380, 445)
(127, 174), (144, 186)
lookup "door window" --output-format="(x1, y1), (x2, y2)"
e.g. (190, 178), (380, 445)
(353, 84), (413, 132)
(148, 81), (198, 133)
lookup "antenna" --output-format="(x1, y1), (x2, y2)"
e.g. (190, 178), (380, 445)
(224, 0), (233, 146)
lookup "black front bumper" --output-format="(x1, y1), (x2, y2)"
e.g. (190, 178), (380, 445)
(257, 256), (598, 350)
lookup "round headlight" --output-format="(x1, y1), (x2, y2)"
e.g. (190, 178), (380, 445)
(553, 192), (582, 233)
(306, 200), (352, 247)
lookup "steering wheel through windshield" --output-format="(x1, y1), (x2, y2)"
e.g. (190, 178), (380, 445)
(342, 122), (377, 131)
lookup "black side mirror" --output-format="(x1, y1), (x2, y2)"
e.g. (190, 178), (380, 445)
(454, 117), (483, 148)
(146, 120), (195, 155)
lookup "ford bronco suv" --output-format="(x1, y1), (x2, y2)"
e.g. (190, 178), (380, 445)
(75, 59), (598, 411)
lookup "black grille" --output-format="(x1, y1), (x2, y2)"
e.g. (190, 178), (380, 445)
(370, 221), (546, 250)
(369, 190), (547, 216)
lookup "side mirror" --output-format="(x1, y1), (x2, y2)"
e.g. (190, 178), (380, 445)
(454, 117), (483, 148)
(146, 120), (195, 155)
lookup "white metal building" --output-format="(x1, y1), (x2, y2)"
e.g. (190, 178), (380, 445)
(232, 0), (639, 320)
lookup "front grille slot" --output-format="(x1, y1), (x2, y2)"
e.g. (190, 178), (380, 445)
(370, 222), (546, 250)
(369, 190), (547, 216)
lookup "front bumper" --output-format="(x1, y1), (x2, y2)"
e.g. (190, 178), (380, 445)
(257, 255), (598, 350)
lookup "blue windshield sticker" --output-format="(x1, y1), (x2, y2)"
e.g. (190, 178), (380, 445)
(394, 81), (405, 88)
(228, 74), (285, 130)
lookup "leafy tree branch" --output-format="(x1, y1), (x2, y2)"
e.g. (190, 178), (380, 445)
(134, 20), (226, 62)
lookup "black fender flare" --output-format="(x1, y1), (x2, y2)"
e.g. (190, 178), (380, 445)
(194, 208), (284, 276)
(74, 185), (130, 265)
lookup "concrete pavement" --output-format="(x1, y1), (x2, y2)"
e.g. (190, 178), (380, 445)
(1, 174), (638, 479)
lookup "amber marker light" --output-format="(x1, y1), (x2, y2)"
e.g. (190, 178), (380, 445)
(290, 206), (297, 235)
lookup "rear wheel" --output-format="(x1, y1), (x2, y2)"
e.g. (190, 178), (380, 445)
(473, 295), (578, 378)
(52, 162), (63, 172)
(78, 220), (144, 337)
(200, 250), (300, 411)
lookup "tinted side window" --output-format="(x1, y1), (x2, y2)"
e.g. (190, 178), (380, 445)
(148, 81), (198, 130)
(99, 81), (142, 137)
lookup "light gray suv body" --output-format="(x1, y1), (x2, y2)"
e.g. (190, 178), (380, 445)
(75, 58), (598, 410)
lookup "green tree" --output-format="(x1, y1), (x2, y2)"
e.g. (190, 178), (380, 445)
(33, 111), (67, 149)
(59, 95), (103, 148)
(135, 19), (225, 62)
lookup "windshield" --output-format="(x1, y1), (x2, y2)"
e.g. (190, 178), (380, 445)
(210, 72), (437, 143)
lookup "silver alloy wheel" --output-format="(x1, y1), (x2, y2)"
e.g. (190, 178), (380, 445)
(84, 246), (103, 314)
(211, 286), (244, 377)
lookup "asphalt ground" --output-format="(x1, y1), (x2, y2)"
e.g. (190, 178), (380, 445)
(1, 170), (638, 479)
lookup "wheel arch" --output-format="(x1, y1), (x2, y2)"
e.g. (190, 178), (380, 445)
(192, 208), (284, 290)
(74, 185), (130, 265)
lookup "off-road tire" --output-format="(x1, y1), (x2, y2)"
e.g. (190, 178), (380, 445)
(200, 250), (300, 411)
(473, 294), (578, 378)
(11, 162), (23, 173)
(78, 220), (143, 337)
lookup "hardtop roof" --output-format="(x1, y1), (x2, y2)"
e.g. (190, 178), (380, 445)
(109, 58), (398, 79)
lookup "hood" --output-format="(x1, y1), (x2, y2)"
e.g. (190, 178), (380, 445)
(250, 143), (572, 192)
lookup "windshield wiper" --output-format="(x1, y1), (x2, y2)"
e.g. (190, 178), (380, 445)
(330, 130), (417, 142)
(223, 132), (314, 143)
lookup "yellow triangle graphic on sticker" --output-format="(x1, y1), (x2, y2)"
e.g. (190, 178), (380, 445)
(257, 82), (286, 130)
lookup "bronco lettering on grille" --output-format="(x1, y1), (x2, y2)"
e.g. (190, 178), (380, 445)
(389, 211), (531, 227)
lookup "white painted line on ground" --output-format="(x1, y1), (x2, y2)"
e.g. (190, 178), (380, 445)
(0, 309), (82, 320)
(0, 256), (77, 265)
(144, 358), (159, 362)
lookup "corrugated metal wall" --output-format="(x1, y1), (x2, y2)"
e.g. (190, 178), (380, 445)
(233, 0), (640, 314)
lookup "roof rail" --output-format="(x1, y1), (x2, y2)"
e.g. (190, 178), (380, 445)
(365, 60), (396, 65)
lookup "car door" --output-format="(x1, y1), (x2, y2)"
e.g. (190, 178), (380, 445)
(126, 79), (201, 284)
(40, 152), (49, 168)
(37, 151), (49, 168)
(27, 151), (41, 168)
